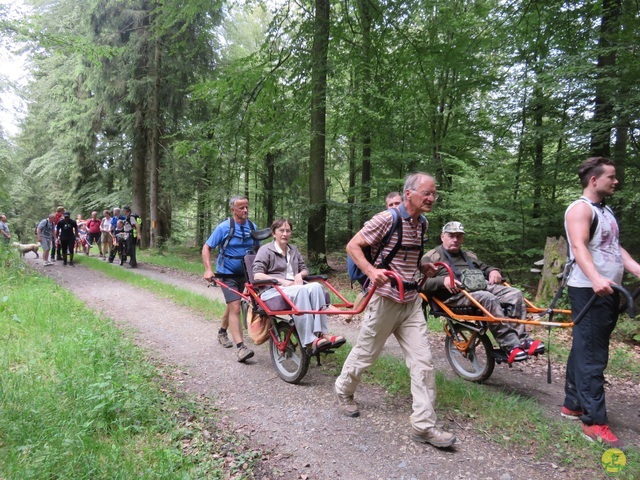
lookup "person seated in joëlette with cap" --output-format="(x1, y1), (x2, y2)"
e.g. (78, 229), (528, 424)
(421, 221), (545, 363)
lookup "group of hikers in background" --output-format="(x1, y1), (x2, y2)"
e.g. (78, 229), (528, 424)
(33, 205), (140, 267)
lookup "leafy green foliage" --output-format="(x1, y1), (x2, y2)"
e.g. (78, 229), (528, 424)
(3, 0), (640, 268)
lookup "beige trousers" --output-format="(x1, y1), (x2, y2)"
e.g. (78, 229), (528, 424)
(335, 294), (438, 431)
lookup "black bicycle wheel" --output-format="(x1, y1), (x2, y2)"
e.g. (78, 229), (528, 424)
(444, 323), (495, 383)
(270, 321), (310, 384)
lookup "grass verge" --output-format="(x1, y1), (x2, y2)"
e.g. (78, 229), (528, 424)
(137, 247), (203, 275)
(78, 255), (227, 319)
(0, 246), (264, 479)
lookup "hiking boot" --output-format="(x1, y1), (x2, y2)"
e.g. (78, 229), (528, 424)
(236, 345), (254, 363)
(217, 331), (233, 348)
(581, 423), (624, 448)
(335, 387), (359, 417)
(411, 427), (456, 448)
(560, 406), (583, 421)
(69, 261), (74, 266)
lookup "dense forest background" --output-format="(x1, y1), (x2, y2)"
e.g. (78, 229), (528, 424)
(0, 0), (639, 273)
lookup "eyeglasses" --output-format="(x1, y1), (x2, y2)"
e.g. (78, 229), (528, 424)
(412, 190), (439, 201)
(276, 228), (292, 234)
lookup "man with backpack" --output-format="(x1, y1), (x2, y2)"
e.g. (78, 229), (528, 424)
(37, 213), (57, 267)
(335, 172), (456, 449)
(122, 206), (140, 268)
(202, 195), (260, 363)
(108, 207), (126, 263)
(56, 211), (79, 266)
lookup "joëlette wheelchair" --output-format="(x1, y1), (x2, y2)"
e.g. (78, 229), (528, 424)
(421, 262), (637, 383)
(211, 228), (406, 384)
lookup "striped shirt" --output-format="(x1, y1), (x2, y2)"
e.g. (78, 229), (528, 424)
(359, 209), (427, 303)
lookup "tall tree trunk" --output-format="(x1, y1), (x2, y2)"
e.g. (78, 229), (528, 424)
(244, 130), (250, 199)
(307, 0), (330, 267)
(348, 134), (356, 236)
(196, 188), (206, 246)
(513, 62), (529, 202)
(264, 152), (275, 226)
(532, 82), (544, 221)
(149, 40), (161, 248)
(590, 0), (621, 157)
(552, 96), (570, 204)
(357, 0), (372, 226)
(613, 83), (629, 193)
(132, 118), (147, 242)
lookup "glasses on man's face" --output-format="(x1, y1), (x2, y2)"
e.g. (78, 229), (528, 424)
(412, 190), (439, 201)
(277, 228), (292, 234)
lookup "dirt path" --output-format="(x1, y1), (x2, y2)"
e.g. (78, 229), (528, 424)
(28, 256), (639, 479)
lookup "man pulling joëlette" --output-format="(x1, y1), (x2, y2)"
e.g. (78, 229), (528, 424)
(202, 195), (259, 363)
(561, 156), (640, 449)
(335, 172), (456, 449)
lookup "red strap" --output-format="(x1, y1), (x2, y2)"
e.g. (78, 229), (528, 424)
(324, 335), (344, 343)
(507, 347), (524, 364)
(526, 340), (541, 356)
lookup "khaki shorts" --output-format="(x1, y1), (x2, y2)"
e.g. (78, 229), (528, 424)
(101, 232), (114, 244)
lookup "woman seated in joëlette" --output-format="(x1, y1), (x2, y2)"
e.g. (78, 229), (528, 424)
(252, 218), (346, 354)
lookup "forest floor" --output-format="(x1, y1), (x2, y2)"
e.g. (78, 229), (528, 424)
(26, 254), (640, 480)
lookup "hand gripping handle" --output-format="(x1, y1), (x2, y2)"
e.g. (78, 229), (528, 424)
(573, 284), (635, 325)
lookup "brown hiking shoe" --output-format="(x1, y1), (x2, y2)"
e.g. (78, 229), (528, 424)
(236, 345), (255, 363)
(217, 330), (233, 348)
(335, 387), (359, 417)
(411, 427), (456, 448)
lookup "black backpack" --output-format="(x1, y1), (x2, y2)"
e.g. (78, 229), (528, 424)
(219, 217), (260, 260)
(124, 214), (143, 237)
(348, 206), (426, 288)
